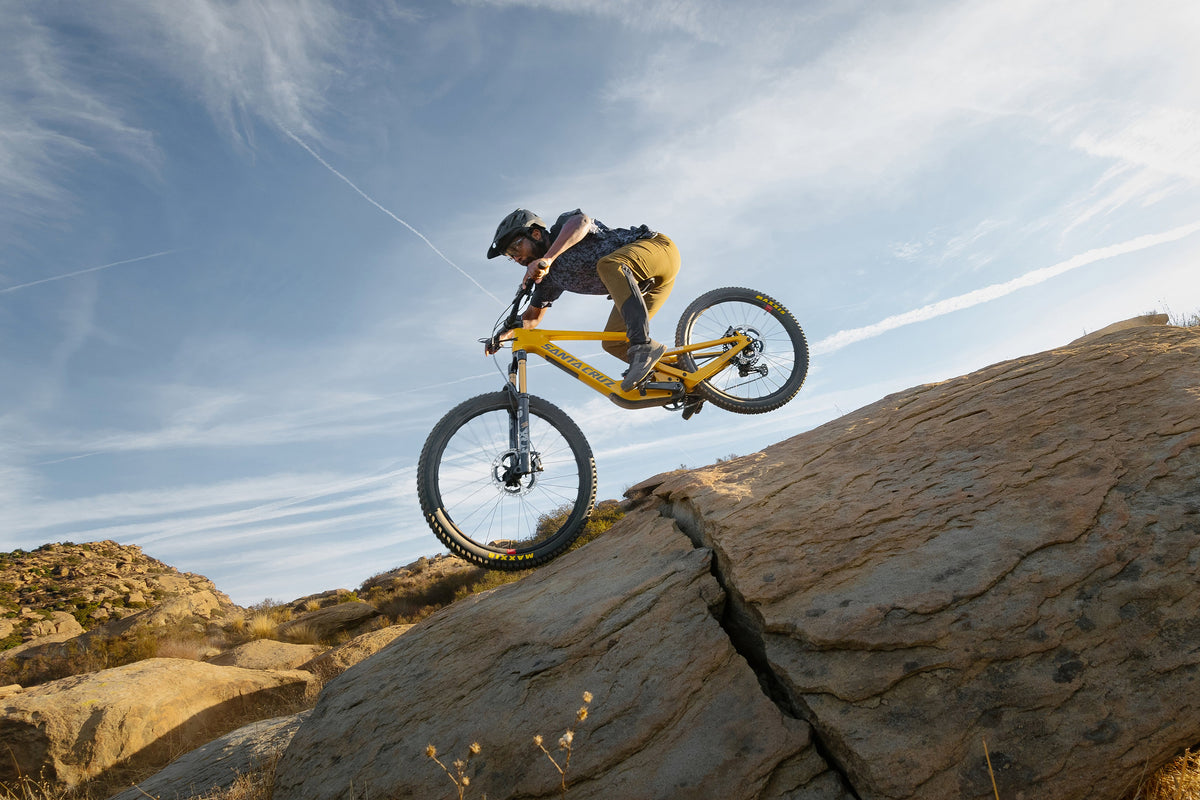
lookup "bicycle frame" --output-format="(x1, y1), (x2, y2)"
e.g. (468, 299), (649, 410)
(505, 326), (754, 410)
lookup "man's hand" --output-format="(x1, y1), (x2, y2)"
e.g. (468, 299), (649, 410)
(522, 258), (552, 287)
(484, 329), (516, 356)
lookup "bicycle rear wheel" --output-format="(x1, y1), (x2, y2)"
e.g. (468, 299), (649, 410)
(417, 392), (597, 570)
(674, 287), (809, 413)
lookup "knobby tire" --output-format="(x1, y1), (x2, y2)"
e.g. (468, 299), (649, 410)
(417, 391), (597, 570)
(674, 287), (809, 413)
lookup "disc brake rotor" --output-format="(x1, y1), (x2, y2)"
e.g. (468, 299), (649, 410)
(492, 450), (539, 495)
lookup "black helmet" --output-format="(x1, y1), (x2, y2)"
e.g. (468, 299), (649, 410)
(487, 208), (546, 259)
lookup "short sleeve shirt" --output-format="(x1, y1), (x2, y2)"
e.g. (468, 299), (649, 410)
(530, 210), (656, 308)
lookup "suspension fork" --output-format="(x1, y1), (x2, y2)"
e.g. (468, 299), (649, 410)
(506, 349), (535, 475)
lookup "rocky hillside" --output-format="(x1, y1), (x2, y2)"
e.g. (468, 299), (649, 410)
(2, 319), (1197, 800)
(272, 321), (1200, 800)
(0, 540), (236, 649)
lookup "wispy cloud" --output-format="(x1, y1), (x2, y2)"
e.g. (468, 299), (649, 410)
(814, 220), (1200, 354)
(0, 251), (175, 295)
(3, 466), (414, 544)
(0, 0), (350, 238)
(0, 9), (159, 239)
(591, 1), (1200, 225)
(116, 0), (348, 145)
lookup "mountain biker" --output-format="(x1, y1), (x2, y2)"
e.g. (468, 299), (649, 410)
(485, 208), (681, 391)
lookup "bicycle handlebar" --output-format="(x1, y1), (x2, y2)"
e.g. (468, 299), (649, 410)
(484, 284), (533, 354)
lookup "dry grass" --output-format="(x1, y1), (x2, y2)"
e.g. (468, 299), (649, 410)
(1170, 310), (1200, 328)
(245, 613), (276, 640)
(184, 753), (278, 800)
(154, 637), (209, 661)
(1123, 749), (1200, 800)
(280, 622), (319, 645)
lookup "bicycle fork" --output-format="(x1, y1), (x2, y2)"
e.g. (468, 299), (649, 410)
(503, 349), (537, 481)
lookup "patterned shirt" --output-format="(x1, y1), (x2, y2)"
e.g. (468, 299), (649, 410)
(530, 209), (656, 308)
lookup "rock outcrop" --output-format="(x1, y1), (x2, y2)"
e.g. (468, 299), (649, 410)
(276, 600), (381, 643)
(0, 658), (313, 787)
(205, 640), (326, 671)
(107, 711), (310, 800)
(276, 516), (840, 800)
(299, 623), (413, 679)
(273, 324), (1200, 800)
(1, 588), (234, 680)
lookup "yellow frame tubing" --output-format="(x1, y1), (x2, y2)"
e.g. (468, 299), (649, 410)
(508, 328), (751, 403)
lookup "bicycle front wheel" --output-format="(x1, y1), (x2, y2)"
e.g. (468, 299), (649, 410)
(417, 392), (597, 570)
(675, 287), (809, 413)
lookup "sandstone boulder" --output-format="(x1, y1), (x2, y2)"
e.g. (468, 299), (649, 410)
(299, 624), (413, 679)
(1069, 312), (1168, 345)
(107, 711), (310, 800)
(276, 600), (381, 643)
(87, 590), (229, 642)
(0, 658), (313, 787)
(274, 514), (843, 800)
(205, 639), (325, 671)
(272, 324), (1199, 800)
(26, 611), (83, 640)
(632, 324), (1200, 799)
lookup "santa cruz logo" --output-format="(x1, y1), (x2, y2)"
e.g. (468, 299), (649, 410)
(541, 344), (617, 388)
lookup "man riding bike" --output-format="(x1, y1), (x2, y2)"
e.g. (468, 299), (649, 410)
(485, 208), (681, 391)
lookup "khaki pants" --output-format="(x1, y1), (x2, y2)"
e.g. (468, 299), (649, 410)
(595, 234), (680, 362)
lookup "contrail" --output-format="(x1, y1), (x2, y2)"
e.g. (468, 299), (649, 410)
(0, 250), (175, 295)
(813, 220), (1200, 355)
(283, 130), (501, 303)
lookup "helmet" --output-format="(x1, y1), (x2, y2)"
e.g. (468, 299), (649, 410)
(487, 208), (546, 259)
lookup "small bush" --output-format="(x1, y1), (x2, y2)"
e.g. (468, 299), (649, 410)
(246, 613), (277, 640)
(282, 622), (320, 645)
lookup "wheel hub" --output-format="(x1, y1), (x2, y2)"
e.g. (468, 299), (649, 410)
(725, 325), (768, 376)
(492, 450), (539, 495)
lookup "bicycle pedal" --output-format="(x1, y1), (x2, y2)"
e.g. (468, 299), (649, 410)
(681, 397), (705, 420)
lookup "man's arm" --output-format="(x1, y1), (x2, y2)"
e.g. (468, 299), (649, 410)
(522, 304), (549, 328)
(525, 212), (593, 285)
(543, 212), (592, 264)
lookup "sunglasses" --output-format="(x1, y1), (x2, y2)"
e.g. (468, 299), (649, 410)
(504, 235), (528, 260)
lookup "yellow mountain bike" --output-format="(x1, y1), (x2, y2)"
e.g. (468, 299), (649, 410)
(417, 285), (809, 569)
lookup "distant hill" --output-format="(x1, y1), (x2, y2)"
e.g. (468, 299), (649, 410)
(0, 540), (235, 649)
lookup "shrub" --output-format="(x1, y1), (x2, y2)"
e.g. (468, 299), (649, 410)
(246, 613), (277, 640)
(282, 622), (320, 645)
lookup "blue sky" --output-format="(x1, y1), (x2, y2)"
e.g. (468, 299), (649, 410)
(3, 0), (1199, 605)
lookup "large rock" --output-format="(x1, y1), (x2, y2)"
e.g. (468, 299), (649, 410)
(274, 514), (845, 800)
(276, 601), (381, 643)
(107, 711), (310, 800)
(26, 611), (84, 640)
(0, 658), (313, 787)
(268, 324), (1200, 799)
(299, 624), (413, 679)
(205, 639), (325, 671)
(635, 324), (1200, 799)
